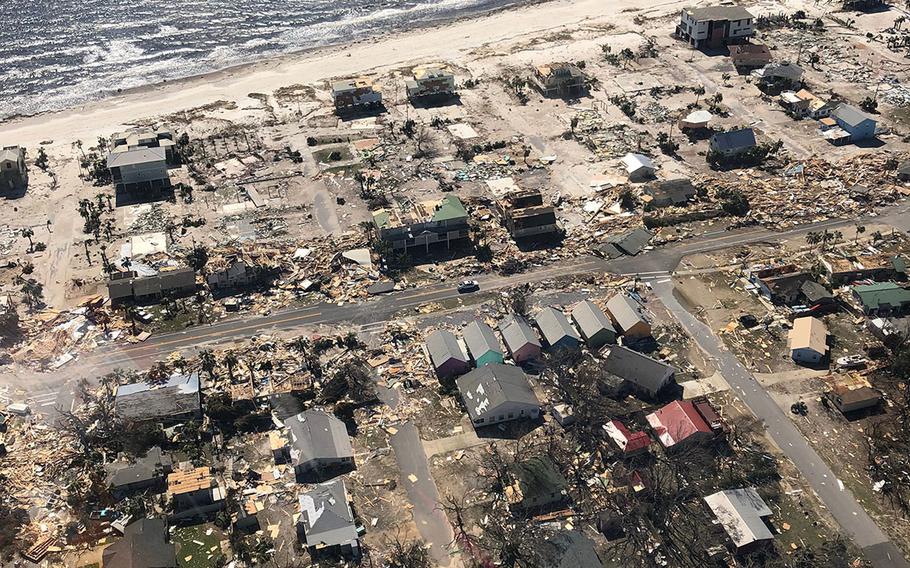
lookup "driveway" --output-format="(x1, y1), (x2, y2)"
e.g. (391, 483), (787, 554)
(389, 422), (455, 567)
(653, 280), (909, 568)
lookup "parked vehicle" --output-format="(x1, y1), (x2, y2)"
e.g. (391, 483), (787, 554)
(457, 280), (480, 293)
(836, 355), (868, 369)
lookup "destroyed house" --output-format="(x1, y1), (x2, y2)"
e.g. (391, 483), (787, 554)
(852, 282), (910, 316)
(108, 146), (170, 191)
(709, 128), (756, 156)
(0, 145), (27, 188)
(643, 178), (697, 208)
(166, 466), (225, 514)
(752, 62), (803, 89)
(207, 258), (257, 290)
(107, 267), (196, 305)
(606, 227), (653, 256)
(406, 65), (456, 99)
(705, 488), (774, 553)
(750, 265), (811, 305)
(463, 319), (505, 367)
(570, 299), (617, 348)
(372, 195), (470, 253)
(799, 280), (835, 308)
(604, 419), (651, 455)
(114, 372), (201, 424)
(532, 63), (586, 97)
(646, 400), (713, 449)
(677, 5), (754, 49)
(331, 78), (382, 111)
(286, 409), (354, 481)
(822, 254), (898, 286)
(832, 103), (877, 142)
(426, 329), (470, 379)
(780, 89), (831, 119)
(788, 316), (828, 364)
(603, 345), (675, 397)
(535, 306), (581, 351)
(506, 455), (568, 509)
(298, 479), (360, 558)
(728, 44), (771, 68)
(498, 315), (542, 363)
(826, 385), (882, 414)
(111, 126), (177, 164)
(456, 363), (541, 427)
(605, 294), (652, 338)
(106, 446), (173, 496)
(498, 190), (558, 239)
(536, 530), (604, 568)
(102, 519), (177, 568)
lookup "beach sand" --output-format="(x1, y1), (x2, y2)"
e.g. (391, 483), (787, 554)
(0, 0), (688, 149)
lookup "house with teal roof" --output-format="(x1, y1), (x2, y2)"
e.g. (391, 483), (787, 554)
(463, 319), (504, 367)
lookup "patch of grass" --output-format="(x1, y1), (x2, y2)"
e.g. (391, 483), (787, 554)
(173, 523), (225, 568)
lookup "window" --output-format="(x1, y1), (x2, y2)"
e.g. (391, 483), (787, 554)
(508, 413), (514, 419)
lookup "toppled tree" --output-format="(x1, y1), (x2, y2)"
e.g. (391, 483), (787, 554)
(501, 283), (532, 317)
(383, 537), (434, 568)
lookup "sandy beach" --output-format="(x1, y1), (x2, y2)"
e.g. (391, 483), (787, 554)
(0, 0), (688, 150)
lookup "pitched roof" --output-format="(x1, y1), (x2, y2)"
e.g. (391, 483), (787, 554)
(298, 479), (358, 547)
(426, 329), (469, 369)
(606, 294), (650, 333)
(107, 147), (167, 168)
(571, 300), (616, 339)
(536, 530), (603, 568)
(603, 345), (675, 394)
(704, 488), (773, 549)
(833, 103), (876, 128)
(800, 280), (833, 303)
(114, 372), (201, 422)
(511, 456), (567, 502)
(607, 227), (653, 255)
(456, 364), (540, 420)
(286, 409), (353, 466)
(534, 307), (581, 346)
(463, 319), (503, 358)
(710, 128), (756, 152)
(498, 315), (541, 352)
(644, 179), (697, 205)
(621, 153), (655, 174)
(102, 519), (176, 568)
(789, 317), (827, 354)
(646, 400), (711, 447)
(853, 282), (910, 309)
(106, 446), (171, 488)
(685, 6), (754, 21)
(431, 195), (468, 222)
(0, 146), (23, 163)
(604, 419), (651, 454)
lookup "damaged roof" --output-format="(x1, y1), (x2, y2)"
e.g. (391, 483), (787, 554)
(298, 479), (358, 547)
(456, 364), (540, 421)
(286, 409), (354, 466)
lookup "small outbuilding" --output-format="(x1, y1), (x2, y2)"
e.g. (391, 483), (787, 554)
(621, 153), (656, 181)
(603, 420), (651, 455)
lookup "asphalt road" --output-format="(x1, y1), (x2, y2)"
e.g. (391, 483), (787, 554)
(653, 281), (909, 568)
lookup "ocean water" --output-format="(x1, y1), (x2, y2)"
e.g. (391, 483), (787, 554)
(0, 0), (524, 120)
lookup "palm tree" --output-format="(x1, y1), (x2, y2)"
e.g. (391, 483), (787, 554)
(806, 231), (822, 250)
(694, 86), (706, 106)
(123, 305), (139, 335)
(223, 350), (239, 381)
(20, 228), (34, 252)
(200, 349), (217, 380)
(19, 278), (43, 311)
(855, 224), (866, 244)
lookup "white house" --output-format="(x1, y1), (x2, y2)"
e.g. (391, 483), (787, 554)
(456, 364), (540, 427)
(621, 153), (656, 181)
(788, 316), (828, 364)
(677, 6), (754, 49)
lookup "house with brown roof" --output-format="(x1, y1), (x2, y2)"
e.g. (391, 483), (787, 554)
(826, 384), (882, 415)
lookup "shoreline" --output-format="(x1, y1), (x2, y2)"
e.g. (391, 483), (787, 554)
(0, 0), (678, 148)
(0, 0), (546, 126)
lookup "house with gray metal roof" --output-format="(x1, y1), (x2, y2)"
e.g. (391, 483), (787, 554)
(105, 446), (173, 496)
(534, 307), (581, 351)
(832, 103), (877, 142)
(463, 319), (504, 367)
(704, 487), (774, 552)
(298, 479), (360, 558)
(102, 519), (176, 568)
(456, 364), (540, 427)
(426, 329), (470, 379)
(603, 345), (675, 397)
(709, 128), (757, 156)
(286, 409), (354, 481)
(498, 315), (542, 364)
(108, 146), (169, 191)
(114, 372), (201, 424)
(607, 227), (653, 256)
(605, 294), (652, 338)
(570, 300), (617, 348)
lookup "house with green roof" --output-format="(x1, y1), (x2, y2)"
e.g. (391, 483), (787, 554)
(371, 195), (470, 254)
(852, 282), (910, 316)
(505, 456), (568, 510)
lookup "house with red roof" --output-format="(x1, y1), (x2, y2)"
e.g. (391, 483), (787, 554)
(646, 400), (713, 449)
(603, 420), (651, 456)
